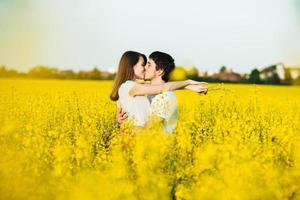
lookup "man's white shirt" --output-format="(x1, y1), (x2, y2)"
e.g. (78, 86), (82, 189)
(148, 92), (178, 133)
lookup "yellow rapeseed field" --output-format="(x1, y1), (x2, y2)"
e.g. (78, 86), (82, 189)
(0, 79), (300, 200)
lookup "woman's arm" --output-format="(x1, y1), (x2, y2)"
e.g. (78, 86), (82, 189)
(129, 80), (207, 96)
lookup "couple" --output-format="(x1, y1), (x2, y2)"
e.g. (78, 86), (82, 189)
(110, 51), (208, 133)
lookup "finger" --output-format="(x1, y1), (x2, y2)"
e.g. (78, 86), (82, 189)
(199, 88), (207, 93)
(121, 111), (127, 116)
(119, 108), (125, 115)
(192, 82), (207, 85)
(194, 82), (204, 85)
(118, 107), (123, 114)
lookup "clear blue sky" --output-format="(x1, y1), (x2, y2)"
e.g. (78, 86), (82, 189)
(1, 0), (300, 73)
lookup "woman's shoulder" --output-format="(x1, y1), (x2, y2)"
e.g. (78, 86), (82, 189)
(119, 80), (136, 94)
(120, 80), (135, 88)
(124, 80), (135, 85)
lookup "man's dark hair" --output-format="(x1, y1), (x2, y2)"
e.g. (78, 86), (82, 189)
(149, 51), (175, 82)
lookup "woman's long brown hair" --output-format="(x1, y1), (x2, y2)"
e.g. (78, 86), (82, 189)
(110, 51), (146, 101)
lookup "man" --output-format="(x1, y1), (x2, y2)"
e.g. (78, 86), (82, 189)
(117, 51), (207, 133)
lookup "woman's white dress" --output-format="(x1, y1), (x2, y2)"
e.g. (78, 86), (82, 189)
(118, 80), (150, 126)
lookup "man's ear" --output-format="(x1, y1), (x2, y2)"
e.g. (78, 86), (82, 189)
(157, 69), (164, 77)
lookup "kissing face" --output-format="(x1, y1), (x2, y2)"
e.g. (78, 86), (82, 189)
(144, 58), (157, 80)
(133, 56), (145, 79)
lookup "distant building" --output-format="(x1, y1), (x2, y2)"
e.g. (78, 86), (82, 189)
(289, 67), (300, 79)
(206, 71), (216, 76)
(259, 63), (285, 80)
(198, 71), (207, 77)
(211, 71), (242, 82)
(260, 63), (300, 81)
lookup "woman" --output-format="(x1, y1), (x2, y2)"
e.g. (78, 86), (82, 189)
(110, 51), (207, 127)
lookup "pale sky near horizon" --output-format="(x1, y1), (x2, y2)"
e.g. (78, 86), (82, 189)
(1, 0), (300, 73)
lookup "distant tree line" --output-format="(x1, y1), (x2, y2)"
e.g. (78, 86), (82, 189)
(169, 65), (300, 85)
(0, 65), (115, 80)
(1, 64), (300, 85)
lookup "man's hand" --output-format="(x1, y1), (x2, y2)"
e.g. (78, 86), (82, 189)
(188, 80), (208, 86)
(200, 87), (208, 95)
(185, 84), (208, 94)
(185, 80), (208, 94)
(116, 107), (128, 125)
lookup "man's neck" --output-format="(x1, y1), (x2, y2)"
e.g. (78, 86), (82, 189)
(150, 77), (165, 85)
